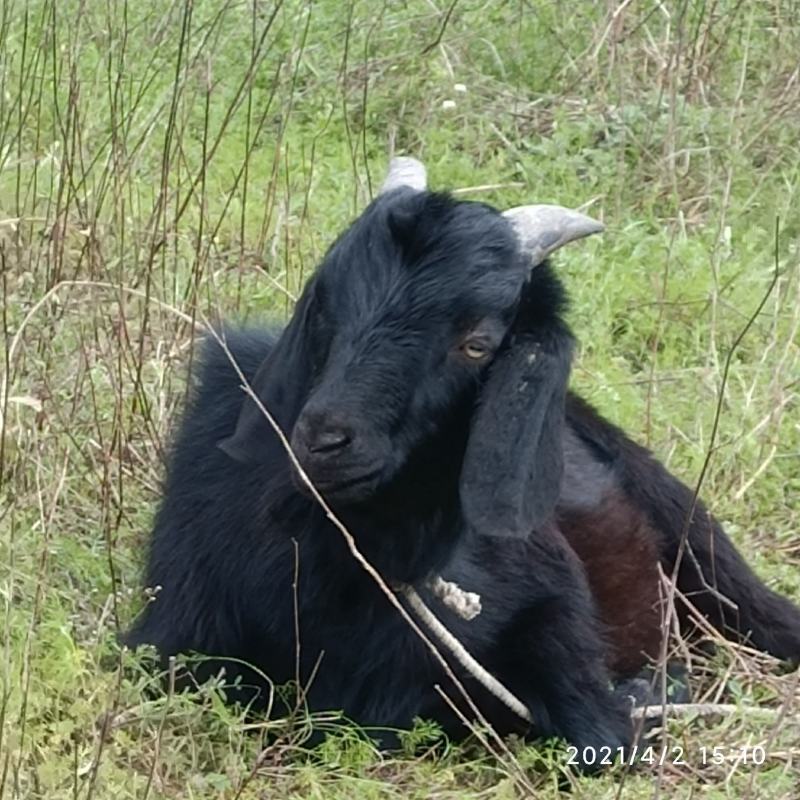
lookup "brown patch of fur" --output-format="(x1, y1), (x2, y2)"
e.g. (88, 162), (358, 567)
(559, 492), (664, 676)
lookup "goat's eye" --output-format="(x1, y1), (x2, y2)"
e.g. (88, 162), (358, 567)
(460, 340), (491, 361)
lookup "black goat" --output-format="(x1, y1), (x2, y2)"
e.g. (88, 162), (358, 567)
(127, 158), (800, 766)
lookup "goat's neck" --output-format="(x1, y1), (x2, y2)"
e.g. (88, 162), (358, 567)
(336, 439), (467, 585)
(338, 497), (463, 586)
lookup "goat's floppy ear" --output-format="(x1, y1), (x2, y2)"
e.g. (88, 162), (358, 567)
(218, 294), (315, 464)
(460, 319), (573, 538)
(460, 204), (603, 538)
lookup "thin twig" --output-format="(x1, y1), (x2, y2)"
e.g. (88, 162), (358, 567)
(633, 703), (781, 722)
(399, 585), (530, 722)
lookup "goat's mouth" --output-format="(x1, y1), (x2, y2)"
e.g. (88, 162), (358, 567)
(293, 465), (384, 504)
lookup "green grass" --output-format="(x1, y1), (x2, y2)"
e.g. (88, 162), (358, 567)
(2, 0), (799, 797)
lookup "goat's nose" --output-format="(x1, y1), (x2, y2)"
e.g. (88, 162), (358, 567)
(307, 424), (352, 454)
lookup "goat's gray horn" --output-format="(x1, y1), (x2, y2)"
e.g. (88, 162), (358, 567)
(379, 156), (427, 195)
(502, 205), (603, 268)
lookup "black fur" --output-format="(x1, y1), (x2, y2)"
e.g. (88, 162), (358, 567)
(127, 188), (800, 769)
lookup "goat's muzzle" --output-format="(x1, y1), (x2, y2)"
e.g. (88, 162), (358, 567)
(290, 409), (387, 504)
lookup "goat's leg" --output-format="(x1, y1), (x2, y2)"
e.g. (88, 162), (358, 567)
(482, 527), (634, 772)
(566, 393), (800, 662)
